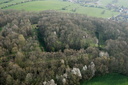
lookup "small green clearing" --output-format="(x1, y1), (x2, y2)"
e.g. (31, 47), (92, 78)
(81, 73), (128, 85)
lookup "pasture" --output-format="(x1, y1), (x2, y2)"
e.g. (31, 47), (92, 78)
(0, 0), (119, 18)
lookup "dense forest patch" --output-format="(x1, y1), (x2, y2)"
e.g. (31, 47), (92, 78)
(0, 10), (128, 85)
(37, 11), (126, 53)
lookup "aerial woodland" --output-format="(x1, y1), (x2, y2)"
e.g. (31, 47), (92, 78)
(0, 10), (128, 85)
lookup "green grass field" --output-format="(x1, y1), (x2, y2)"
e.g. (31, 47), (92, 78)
(1, 0), (128, 18)
(0, 0), (119, 18)
(1, 0), (128, 19)
(81, 73), (128, 85)
(0, 0), (28, 8)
